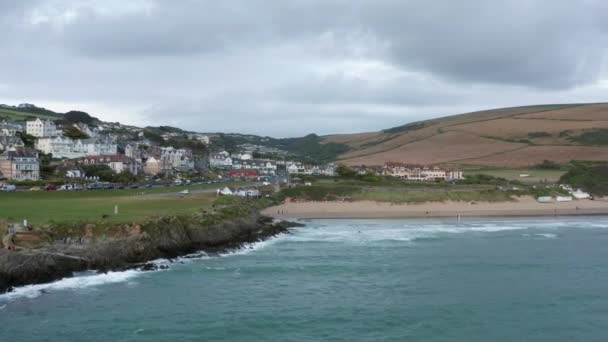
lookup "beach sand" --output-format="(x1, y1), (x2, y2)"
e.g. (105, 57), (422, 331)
(263, 196), (608, 219)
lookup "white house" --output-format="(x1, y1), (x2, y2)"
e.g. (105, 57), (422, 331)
(36, 136), (117, 159)
(209, 151), (232, 168)
(26, 118), (59, 137)
(234, 153), (253, 160)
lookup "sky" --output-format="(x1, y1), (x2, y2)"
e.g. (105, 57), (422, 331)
(1, 0), (607, 137)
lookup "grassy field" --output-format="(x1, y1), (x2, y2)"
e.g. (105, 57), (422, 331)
(352, 189), (514, 203)
(0, 108), (57, 121)
(464, 167), (566, 184)
(282, 177), (516, 204)
(0, 182), (248, 225)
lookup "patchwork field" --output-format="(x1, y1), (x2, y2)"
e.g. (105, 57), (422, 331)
(328, 103), (608, 167)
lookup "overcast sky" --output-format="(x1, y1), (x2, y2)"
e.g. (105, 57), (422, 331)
(1, 1), (607, 137)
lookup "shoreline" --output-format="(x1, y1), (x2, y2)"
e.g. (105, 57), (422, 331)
(0, 213), (299, 294)
(262, 197), (608, 220)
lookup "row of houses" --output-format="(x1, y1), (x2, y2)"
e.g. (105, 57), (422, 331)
(286, 162), (336, 176)
(382, 162), (464, 181)
(35, 136), (117, 159)
(210, 150), (337, 177)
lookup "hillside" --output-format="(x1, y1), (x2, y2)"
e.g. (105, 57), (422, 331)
(0, 104), (346, 162)
(324, 103), (608, 167)
(6, 102), (608, 167)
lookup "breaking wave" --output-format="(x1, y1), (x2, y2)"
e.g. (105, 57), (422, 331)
(0, 235), (288, 304)
(0, 270), (141, 302)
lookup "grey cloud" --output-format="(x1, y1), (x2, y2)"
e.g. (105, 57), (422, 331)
(1, 1), (608, 137)
(26, 0), (608, 89)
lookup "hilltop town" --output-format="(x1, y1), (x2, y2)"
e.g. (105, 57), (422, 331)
(0, 103), (348, 187)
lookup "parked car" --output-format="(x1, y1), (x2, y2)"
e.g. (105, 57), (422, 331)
(29, 186), (41, 191)
(44, 184), (57, 191)
(1, 184), (16, 192)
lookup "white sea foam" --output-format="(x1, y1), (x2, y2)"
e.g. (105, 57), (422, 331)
(289, 217), (608, 244)
(536, 233), (558, 239)
(0, 270), (141, 302)
(218, 233), (287, 257)
(0, 236), (283, 303)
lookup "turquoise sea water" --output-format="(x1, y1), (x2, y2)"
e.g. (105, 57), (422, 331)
(2, 217), (608, 341)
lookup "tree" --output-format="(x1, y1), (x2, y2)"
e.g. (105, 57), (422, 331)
(81, 165), (115, 182)
(114, 170), (139, 184)
(64, 111), (96, 125)
(63, 126), (89, 139)
(336, 165), (357, 178)
(16, 132), (36, 148)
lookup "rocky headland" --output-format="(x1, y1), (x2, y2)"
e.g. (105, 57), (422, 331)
(0, 212), (301, 294)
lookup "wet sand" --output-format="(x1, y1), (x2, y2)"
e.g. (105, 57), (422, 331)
(263, 197), (608, 219)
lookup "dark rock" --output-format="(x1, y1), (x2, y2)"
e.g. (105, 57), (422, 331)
(0, 214), (302, 294)
(140, 263), (157, 271)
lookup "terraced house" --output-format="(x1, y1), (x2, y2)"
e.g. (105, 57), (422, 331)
(231, 158), (277, 175)
(36, 136), (117, 159)
(0, 149), (40, 181)
(383, 162), (463, 181)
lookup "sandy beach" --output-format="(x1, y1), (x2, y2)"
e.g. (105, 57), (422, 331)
(263, 197), (608, 219)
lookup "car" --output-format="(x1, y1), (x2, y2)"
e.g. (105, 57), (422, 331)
(29, 186), (41, 191)
(1, 184), (16, 192)
(130, 184), (139, 189)
(145, 184), (153, 188)
(44, 184), (57, 191)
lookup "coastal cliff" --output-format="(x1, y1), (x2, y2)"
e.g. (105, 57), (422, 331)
(0, 212), (299, 294)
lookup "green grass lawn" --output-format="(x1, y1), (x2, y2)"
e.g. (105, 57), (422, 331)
(0, 182), (248, 225)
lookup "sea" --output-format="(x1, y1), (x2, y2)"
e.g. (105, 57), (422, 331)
(2, 216), (608, 341)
